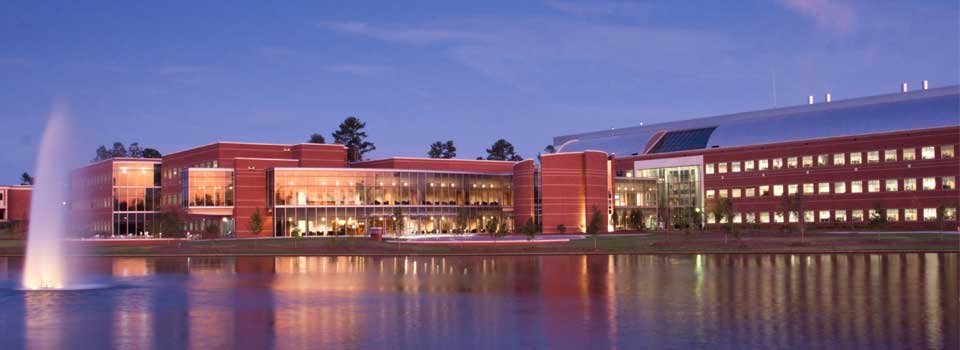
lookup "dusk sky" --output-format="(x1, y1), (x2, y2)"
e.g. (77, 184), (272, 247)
(2, 0), (958, 182)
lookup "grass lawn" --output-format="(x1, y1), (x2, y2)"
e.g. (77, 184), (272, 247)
(1, 231), (956, 256)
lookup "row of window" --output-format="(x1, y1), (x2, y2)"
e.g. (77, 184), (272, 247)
(706, 177), (956, 199)
(705, 145), (955, 175)
(707, 207), (958, 224)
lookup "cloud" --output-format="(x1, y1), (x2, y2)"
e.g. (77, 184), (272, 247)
(779, 0), (857, 33)
(316, 20), (481, 44)
(543, 0), (649, 19)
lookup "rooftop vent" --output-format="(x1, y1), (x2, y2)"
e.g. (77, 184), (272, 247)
(807, 95), (814, 105)
(922, 80), (929, 90)
(825, 93), (832, 103)
(901, 83), (909, 93)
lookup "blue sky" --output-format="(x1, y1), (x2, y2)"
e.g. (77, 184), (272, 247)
(1, 0), (958, 182)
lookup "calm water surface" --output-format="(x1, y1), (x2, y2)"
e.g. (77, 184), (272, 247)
(0, 253), (957, 350)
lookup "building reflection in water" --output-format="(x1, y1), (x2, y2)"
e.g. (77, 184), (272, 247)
(0, 253), (957, 349)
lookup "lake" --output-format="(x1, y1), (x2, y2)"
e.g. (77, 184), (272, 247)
(0, 253), (957, 349)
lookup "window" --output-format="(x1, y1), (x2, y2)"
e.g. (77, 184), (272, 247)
(760, 212), (770, 223)
(850, 152), (862, 165)
(923, 208), (938, 221)
(921, 146), (935, 160)
(884, 149), (897, 162)
(705, 163), (715, 174)
(731, 161), (741, 173)
(922, 177), (936, 190)
(788, 184), (798, 195)
(885, 179), (898, 192)
(758, 159), (769, 171)
(903, 148), (915, 161)
(789, 212), (798, 223)
(818, 210), (830, 222)
(802, 156), (813, 168)
(718, 189), (728, 198)
(834, 182), (846, 194)
(804, 210), (815, 223)
(886, 209), (899, 222)
(904, 209), (917, 221)
(818, 182), (830, 194)
(744, 160), (754, 172)
(706, 190), (715, 199)
(945, 208), (957, 220)
(835, 210), (847, 221)
(745, 212), (756, 224)
(732, 188), (742, 198)
(745, 188), (755, 197)
(851, 210), (864, 221)
(718, 163), (728, 173)
(851, 181), (863, 193)
(759, 185), (770, 196)
(833, 153), (845, 166)
(817, 154), (829, 167)
(904, 178), (917, 191)
(867, 151), (880, 164)
(867, 180), (880, 193)
(774, 212), (785, 223)
(733, 213), (742, 224)
(787, 157), (798, 168)
(773, 185), (784, 196)
(707, 213), (716, 224)
(942, 145), (955, 159)
(803, 183), (814, 194)
(942, 176), (956, 190)
(772, 158), (783, 169)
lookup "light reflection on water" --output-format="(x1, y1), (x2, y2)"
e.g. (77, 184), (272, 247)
(0, 253), (956, 350)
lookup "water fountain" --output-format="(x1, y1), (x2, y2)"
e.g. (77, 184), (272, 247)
(21, 106), (72, 290)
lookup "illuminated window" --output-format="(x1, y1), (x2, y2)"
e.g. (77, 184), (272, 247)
(705, 163), (715, 174)
(787, 157), (798, 168)
(733, 213), (742, 223)
(867, 151), (880, 164)
(789, 212), (798, 223)
(787, 184), (798, 195)
(744, 160), (754, 172)
(922, 177), (936, 190)
(802, 156), (813, 168)
(707, 213), (716, 224)
(942, 176), (956, 190)
(718, 163), (728, 173)
(774, 212), (785, 223)
(885, 179), (898, 192)
(760, 212), (770, 223)
(834, 210), (847, 221)
(904, 209), (917, 221)
(886, 209), (899, 222)
(867, 180), (880, 192)
(718, 189), (728, 198)
(849, 152), (862, 165)
(745, 212), (755, 223)
(921, 146), (935, 160)
(758, 159), (769, 170)
(745, 188), (755, 197)
(759, 185), (770, 196)
(773, 185), (784, 196)
(902, 148), (915, 161)
(818, 182), (830, 194)
(706, 189), (715, 199)
(817, 154), (828, 167)
(834, 182), (846, 194)
(803, 183), (814, 194)
(945, 208), (957, 220)
(818, 210), (830, 222)
(732, 188), (742, 198)
(942, 145), (955, 159)
(804, 211), (815, 223)
(833, 153), (845, 166)
(851, 210), (864, 221)
(772, 158), (783, 169)
(904, 178), (917, 191)
(884, 149), (897, 162)
(923, 208), (938, 221)
(731, 161), (741, 173)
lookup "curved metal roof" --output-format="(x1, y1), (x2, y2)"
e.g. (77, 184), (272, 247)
(554, 85), (960, 156)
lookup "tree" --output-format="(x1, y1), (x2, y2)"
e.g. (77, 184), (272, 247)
(142, 148), (162, 158)
(521, 217), (537, 241)
(94, 145), (111, 162)
(19, 172), (34, 186)
(157, 208), (184, 237)
(868, 202), (887, 241)
(586, 206), (604, 250)
(485, 217), (501, 240)
(711, 197), (735, 244)
(485, 139), (522, 161)
(937, 203), (947, 240)
(556, 224), (566, 234)
(110, 142), (128, 158)
(128, 142), (143, 158)
(332, 116), (376, 162)
(611, 211), (620, 231)
(543, 145), (556, 154)
(248, 208), (264, 235)
(428, 140), (457, 159)
(308, 133), (326, 144)
(780, 192), (806, 243)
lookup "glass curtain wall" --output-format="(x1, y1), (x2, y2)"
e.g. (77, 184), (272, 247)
(182, 169), (235, 207)
(634, 165), (702, 230)
(112, 162), (162, 236)
(612, 177), (659, 230)
(269, 169), (513, 237)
